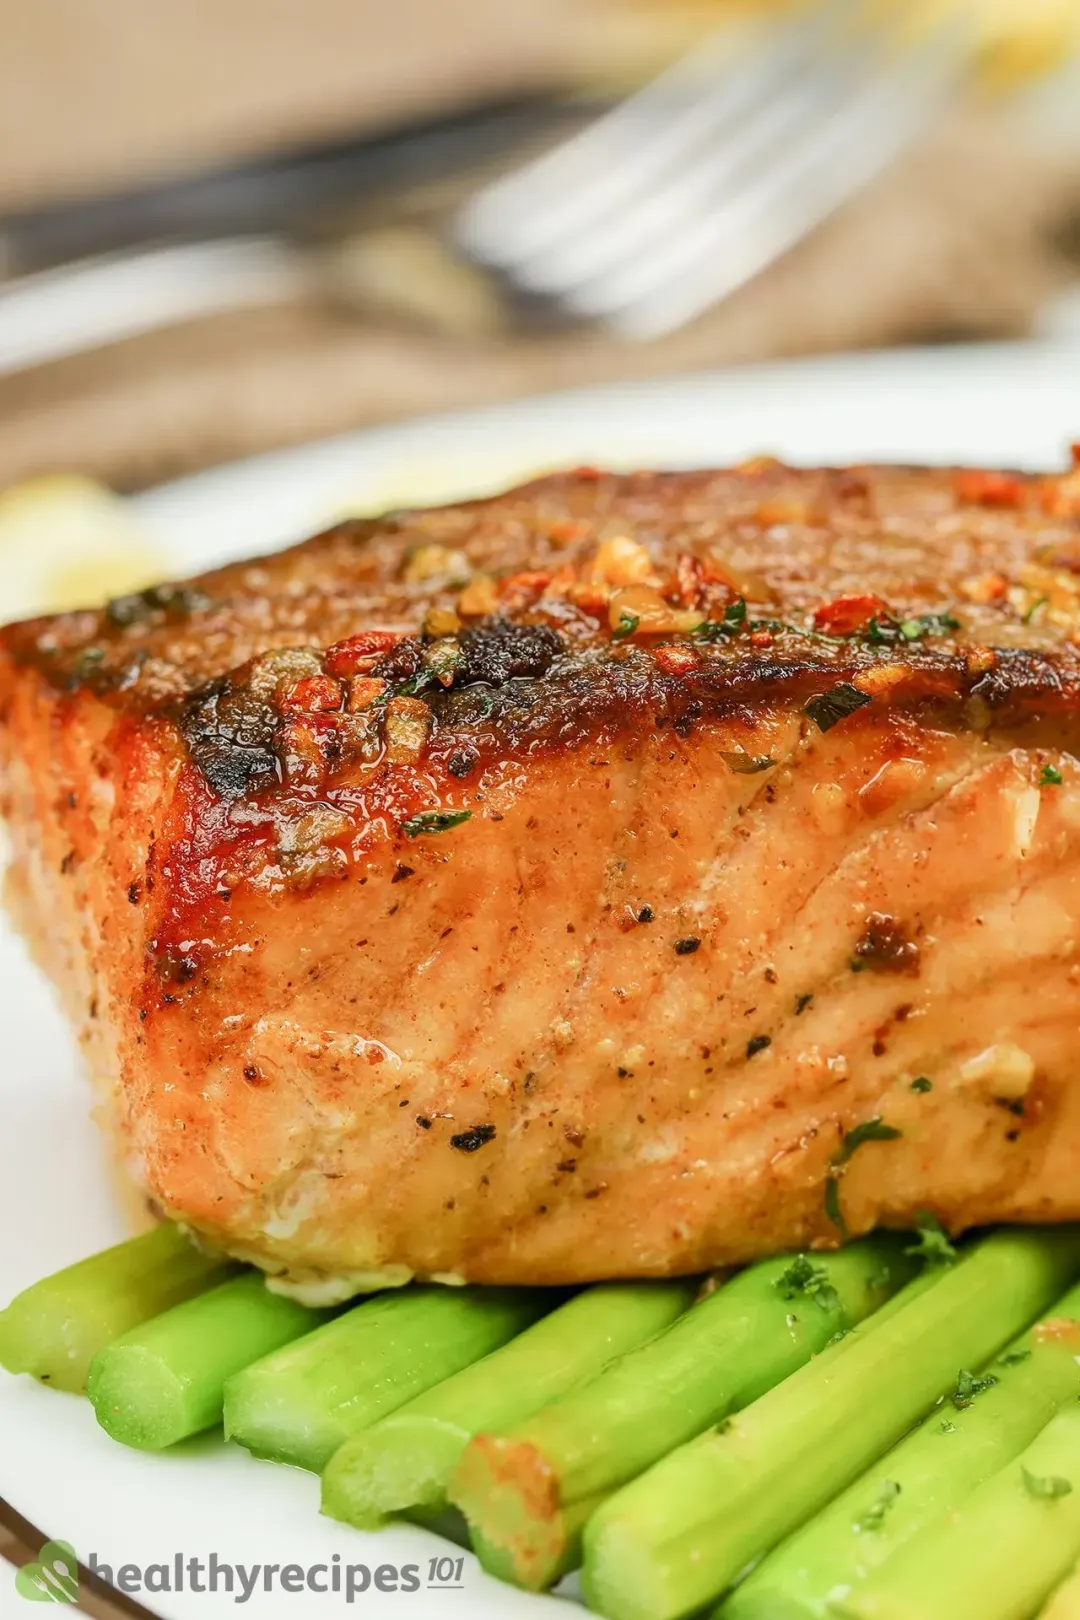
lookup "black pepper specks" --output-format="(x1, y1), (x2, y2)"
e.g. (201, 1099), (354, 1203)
(391, 864), (415, 884)
(450, 1124), (496, 1152)
(795, 993), (813, 1015)
(416, 1115), (432, 1130)
(637, 905), (655, 923)
(674, 937), (701, 956)
(747, 1034), (772, 1058)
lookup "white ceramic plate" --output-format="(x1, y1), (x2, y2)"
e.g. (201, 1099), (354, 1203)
(2, 343), (1079, 1619)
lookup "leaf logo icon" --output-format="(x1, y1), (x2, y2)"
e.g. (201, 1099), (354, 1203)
(15, 1541), (79, 1603)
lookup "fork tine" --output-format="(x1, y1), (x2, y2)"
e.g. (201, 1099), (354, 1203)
(567, 23), (972, 336)
(512, 32), (880, 297)
(457, 0), (860, 269)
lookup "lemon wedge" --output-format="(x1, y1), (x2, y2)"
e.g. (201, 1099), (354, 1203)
(0, 475), (162, 622)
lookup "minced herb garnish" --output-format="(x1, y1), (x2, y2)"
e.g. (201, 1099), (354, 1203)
(1022, 1468), (1073, 1500)
(774, 1255), (841, 1314)
(825, 1118), (902, 1234)
(951, 1369), (998, 1410)
(904, 1212), (957, 1268)
(805, 683), (872, 733)
(402, 810), (473, 837)
(695, 599), (747, 640)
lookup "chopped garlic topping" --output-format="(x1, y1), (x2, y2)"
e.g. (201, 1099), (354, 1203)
(457, 574), (499, 617)
(607, 584), (701, 634)
(585, 534), (659, 588)
(404, 544), (470, 584)
(957, 1043), (1035, 1100)
(385, 695), (432, 763)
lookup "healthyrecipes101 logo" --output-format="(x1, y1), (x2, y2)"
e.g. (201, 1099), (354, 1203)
(14, 1541), (78, 1603)
(13, 1542), (470, 1604)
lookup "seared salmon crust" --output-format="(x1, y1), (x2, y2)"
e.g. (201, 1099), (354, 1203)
(4, 457), (1080, 1297)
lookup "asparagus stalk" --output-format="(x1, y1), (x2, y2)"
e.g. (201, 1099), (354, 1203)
(580, 1227), (1080, 1620)
(322, 1279), (695, 1531)
(449, 1236), (914, 1590)
(224, 1285), (546, 1473)
(721, 1278), (1080, 1619)
(836, 1401), (1080, 1620)
(1042, 1561), (1080, 1620)
(87, 1271), (328, 1448)
(0, 1224), (237, 1393)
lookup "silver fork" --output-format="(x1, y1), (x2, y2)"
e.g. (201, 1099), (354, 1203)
(456, 2), (974, 340)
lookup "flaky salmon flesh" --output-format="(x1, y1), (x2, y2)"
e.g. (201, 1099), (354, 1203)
(4, 457), (1080, 1299)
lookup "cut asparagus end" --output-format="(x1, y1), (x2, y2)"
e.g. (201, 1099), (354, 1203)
(0, 1223), (236, 1393)
(88, 1344), (189, 1450)
(837, 1401), (1080, 1620)
(456, 1434), (600, 1591)
(451, 1434), (603, 1589)
(322, 1415), (469, 1528)
(87, 1271), (325, 1449)
(451, 1434), (558, 1588)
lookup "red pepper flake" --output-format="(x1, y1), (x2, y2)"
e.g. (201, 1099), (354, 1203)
(812, 594), (891, 636)
(548, 518), (586, 545)
(572, 465), (604, 482)
(325, 631), (401, 676)
(963, 572), (1008, 605)
(749, 628), (774, 648)
(280, 675), (343, 714)
(499, 570), (554, 612)
(572, 585), (611, 614)
(653, 645), (700, 676)
(953, 470), (1025, 508)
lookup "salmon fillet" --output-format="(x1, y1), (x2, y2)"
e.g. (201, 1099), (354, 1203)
(4, 457), (1080, 1298)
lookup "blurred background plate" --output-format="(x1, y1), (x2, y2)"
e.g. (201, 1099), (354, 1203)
(1, 341), (1079, 1618)
(2, 0), (1080, 495)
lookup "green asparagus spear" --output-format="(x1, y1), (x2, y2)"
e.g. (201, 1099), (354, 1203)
(224, 1286), (547, 1473)
(581, 1227), (1080, 1620)
(322, 1279), (695, 1531)
(450, 1236), (914, 1591)
(721, 1280), (1080, 1620)
(1042, 1560), (1080, 1620)
(836, 1401), (1080, 1620)
(87, 1271), (328, 1448)
(0, 1224), (237, 1392)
